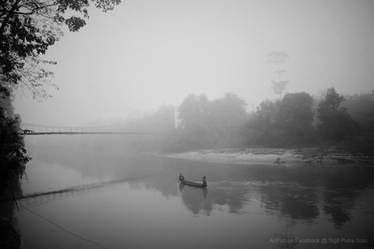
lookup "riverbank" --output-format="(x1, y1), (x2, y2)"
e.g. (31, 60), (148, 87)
(163, 147), (374, 167)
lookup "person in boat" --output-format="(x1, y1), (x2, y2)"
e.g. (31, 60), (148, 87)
(179, 173), (184, 182)
(202, 176), (207, 187)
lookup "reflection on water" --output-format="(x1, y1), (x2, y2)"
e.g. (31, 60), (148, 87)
(11, 136), (374, 248)
(260, 184), (319, 220)
(179, 183), (208, 215)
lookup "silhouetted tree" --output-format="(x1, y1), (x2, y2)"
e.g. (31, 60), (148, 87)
(0, 0), (122, 98)
(248, 99), (281, 145)
(178, 94), (210, 131)
(0, 0), (123, 196)
(0, 104), (29, 193)
(248, 92), (315, 146)
(208, 93), (247, 144)
(340, 92), (374, 154)
(174, 93), (247, 150)
(342, 92), (374, 132)
(0, 0), (123, 180)
(317, 88), (359, 142)
(278, 92), (315, 144)
(176, 94), (213, 149)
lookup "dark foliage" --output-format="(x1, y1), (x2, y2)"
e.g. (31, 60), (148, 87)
(247, 92), (315, 146)
(0, 0), (123, 186)
(317, 88), (359, 142)
(0, 105), (30, 193)
(0, 0), (122, 98)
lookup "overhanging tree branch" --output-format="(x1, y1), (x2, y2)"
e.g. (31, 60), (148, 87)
(1, 0), (122, 99)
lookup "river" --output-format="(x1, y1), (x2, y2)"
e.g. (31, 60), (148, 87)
(13, 135), (374, 249)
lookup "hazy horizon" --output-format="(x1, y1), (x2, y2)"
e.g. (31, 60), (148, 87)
(14, 0), (374, 126)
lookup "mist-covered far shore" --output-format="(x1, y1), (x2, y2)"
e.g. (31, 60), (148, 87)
(162, 147), (374, 168)
(107, 88), (374, 157)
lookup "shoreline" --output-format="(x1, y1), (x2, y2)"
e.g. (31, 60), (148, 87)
(162, 148), (374, 167)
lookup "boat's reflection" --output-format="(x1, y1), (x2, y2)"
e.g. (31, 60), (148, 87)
(178, 182), (212, 215)
(179, 182), (208, 199)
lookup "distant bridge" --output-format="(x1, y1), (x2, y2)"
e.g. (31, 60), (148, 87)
(19, 123), (153, 135)
(20, 131), (150, 135)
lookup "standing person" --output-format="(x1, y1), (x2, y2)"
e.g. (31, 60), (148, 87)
(202, 176), (207, 187)
(179, 173), (184, 182)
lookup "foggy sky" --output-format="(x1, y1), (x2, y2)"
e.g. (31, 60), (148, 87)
(14, 0), (374, 126)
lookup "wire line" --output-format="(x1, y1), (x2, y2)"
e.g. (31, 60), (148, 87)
(19, 203), (108, 249)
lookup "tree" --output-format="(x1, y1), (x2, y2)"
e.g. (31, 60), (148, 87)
(248, 99), (281, 145)
(342, 92), (374, 131)
(341, 92), (374, 154)
(0, 0), (122, 98)
(208, 93), (247, 146)
(175, 94), (211, 150)
(176, 93), (248, 150)
(248, 92), (315, 146)
(267, 51), (289, 97)
(317, 88), (358, 142)
(0, 105), (29, 192)
(178, 94), (210, 130)
(209, 93), (246, 129)
(0, 0), (122, 192)
(278, 92), (315, 144)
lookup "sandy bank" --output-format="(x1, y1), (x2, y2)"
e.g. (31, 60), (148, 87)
(162, 148), (374, 167)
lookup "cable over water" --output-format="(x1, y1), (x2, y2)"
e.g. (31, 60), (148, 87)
(19, 203), (108, 249)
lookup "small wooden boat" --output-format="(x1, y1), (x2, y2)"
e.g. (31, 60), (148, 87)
(180, 180), (207, 188)
(179, 174), (207, 188)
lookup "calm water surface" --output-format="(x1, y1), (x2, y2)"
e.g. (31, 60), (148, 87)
(15, 135), (374, 249)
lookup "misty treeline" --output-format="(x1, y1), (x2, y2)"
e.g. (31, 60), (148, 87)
(138, 89), (374, 154)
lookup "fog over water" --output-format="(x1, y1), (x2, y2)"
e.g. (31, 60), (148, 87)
(2, 1), (374, 249)
(17, 136), (374, 249)
(14, 0), (374, 126)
